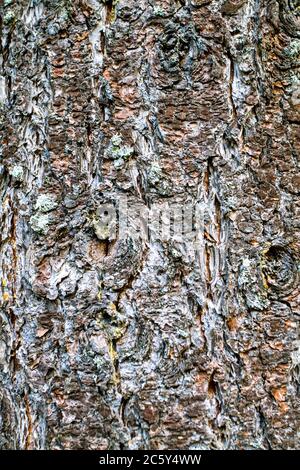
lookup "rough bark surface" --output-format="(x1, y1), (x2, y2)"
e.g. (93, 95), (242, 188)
(0, 0), (299, 450)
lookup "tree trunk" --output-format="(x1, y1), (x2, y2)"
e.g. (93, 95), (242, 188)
(0, 0), (299, 450)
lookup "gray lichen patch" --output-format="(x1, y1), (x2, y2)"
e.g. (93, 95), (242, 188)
(35, 194), (57, 213)
(9, 165), (24, 182)
(105, 134), (134, 169)
(153, 6), (164, 17)
(147, 161), (162, 186)
(90, 211), (116, 241)
(92, 217), (111, 240)
(3, 10), (15, 25)
(111, 134), (122, 147)
(30, 213), (50, 234)
(30, 194), (57, 234)
(284, 40), (300, 58)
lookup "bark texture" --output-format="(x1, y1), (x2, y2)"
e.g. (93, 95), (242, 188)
(0, 0), (300, 450)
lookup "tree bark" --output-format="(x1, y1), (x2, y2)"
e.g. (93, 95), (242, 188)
(0, 0), (299, 450)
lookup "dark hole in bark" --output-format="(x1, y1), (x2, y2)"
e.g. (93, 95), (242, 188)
(208, 375), (216, 396)
(263, 245), (296, 293)
(265, 245), (285, 260)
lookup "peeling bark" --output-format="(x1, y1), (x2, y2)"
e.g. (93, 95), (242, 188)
(0, 0), (299, 450)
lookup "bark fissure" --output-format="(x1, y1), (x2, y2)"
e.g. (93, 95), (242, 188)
(0, 0), (299, 450)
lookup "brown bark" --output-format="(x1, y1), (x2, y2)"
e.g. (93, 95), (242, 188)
(0, 0), (299, 449)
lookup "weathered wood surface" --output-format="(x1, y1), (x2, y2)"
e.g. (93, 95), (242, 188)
(0, 0), (299, 449)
